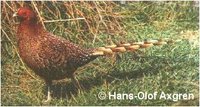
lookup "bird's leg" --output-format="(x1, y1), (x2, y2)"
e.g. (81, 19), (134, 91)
(43, 80), (52, 103)
(71, 74), (83, 93)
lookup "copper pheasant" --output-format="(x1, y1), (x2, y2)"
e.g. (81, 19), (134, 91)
(13, 7), (179, 102)
(13, 7), (100, 102)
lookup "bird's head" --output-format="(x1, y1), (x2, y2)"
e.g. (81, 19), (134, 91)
(13, 7), (37, 22)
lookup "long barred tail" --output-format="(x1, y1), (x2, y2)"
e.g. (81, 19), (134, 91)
(91, 38), (181, 56)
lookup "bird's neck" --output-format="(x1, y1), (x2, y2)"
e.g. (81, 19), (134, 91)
(17, 21), (47, 54)
(19, 17), (37, 25)
(17, 20), (45, 40)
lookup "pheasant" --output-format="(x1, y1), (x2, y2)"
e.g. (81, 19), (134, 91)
(13, 7), (179, 102)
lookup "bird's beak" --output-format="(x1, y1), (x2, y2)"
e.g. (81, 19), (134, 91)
(12, 12), (18, 17)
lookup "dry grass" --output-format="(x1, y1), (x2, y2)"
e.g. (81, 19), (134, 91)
(1, 1), (199, 106)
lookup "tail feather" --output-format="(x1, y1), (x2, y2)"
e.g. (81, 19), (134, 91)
(91, 38), (181, 56)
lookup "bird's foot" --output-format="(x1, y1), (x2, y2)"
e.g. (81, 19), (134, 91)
(42, 96), (52, 104)
(42, 84), (52, 104)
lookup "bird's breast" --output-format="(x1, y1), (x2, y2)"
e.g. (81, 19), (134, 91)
(18, 39), (44, 69)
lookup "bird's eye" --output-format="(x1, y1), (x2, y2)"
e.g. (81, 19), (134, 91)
(18, 10), (27, 17)
(21, 12), (27, 16)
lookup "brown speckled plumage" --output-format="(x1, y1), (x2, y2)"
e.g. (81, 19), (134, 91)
(14, 7), (178, 102)
(14, 7), (98, 102)
(16, 8), (98, 81)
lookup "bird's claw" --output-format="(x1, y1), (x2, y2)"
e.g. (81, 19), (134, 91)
(42, 96), (52, 104)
